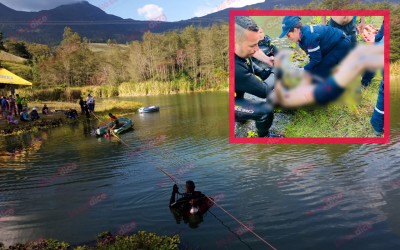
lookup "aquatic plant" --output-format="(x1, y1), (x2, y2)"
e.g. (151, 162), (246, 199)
(1, 231), (181, 250)
(2, 238), (70, 250)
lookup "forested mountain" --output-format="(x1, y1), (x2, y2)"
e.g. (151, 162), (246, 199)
(0, 0), (396, 46)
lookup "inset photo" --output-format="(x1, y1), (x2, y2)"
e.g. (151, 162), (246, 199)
(230, 11), (389, 143)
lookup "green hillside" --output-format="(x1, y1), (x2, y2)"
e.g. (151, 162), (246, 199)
(88, 43), (128, 53)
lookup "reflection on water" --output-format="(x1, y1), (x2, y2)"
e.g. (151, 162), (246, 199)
(0, 79), (399, 249)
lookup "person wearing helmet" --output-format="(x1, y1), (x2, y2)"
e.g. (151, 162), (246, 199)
(30, 107), (40, 121)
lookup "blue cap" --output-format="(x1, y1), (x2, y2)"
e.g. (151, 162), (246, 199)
(279, 16), (300, 38)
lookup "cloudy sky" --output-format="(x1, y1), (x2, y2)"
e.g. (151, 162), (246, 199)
(0, 0), (264, 21)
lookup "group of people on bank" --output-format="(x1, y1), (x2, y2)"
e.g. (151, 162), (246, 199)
(1, 91), (53, 124)
(66, 94), (96, 119)
(234, 16), (385, 137)
(1, 90), (97, 123)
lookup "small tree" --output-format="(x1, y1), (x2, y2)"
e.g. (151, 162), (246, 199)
(0, 31), (4, 50)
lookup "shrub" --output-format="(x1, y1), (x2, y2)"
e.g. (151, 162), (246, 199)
(0, 231), (180, 250)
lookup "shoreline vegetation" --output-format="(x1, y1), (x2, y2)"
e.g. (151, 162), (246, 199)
(0, 100), (143, 136)
(0, 231), (181, 250)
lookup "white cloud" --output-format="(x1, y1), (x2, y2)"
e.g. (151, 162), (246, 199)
(194, 6), (216, 17)
(195, 0), (265, 17)
(137, 4), (164, 19)
(216, 0), (264, 10)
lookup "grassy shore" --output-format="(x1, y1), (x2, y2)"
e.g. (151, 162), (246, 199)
(282, 75), (383, 137)
(11, 76), (229, 102)
(0, 100), (143, 136)
(0, 231), (181, 250)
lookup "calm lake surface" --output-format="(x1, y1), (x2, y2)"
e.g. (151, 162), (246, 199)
(1, 80), (400, 250)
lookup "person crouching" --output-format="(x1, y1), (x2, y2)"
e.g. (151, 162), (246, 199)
(30, 107), (40, 121)
(66, 109), (78, 119)
(20, 108), (32, 122)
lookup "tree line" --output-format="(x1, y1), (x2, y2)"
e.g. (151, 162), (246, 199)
(0, 0), (398, 92)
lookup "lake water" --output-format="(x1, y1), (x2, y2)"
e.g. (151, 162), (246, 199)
(0, 79), (399, 249)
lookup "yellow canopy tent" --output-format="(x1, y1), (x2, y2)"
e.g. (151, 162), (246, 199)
(0, 68), (32, 86)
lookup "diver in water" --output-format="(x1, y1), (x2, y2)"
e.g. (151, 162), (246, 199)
(252, 27), (279, 70)
(234, 16), (283, 138)
(169, 181), (212, 228)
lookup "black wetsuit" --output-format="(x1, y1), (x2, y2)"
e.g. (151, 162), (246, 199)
(252, 35), (279, 69)
(79, 99), (84, 114)
(82, 103), (90, 118)
(169, 190), (212, 228)
(170, 190), (206, 211)
(235, 54), (275, 137)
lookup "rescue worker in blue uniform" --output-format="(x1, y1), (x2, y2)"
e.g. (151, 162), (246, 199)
(322, 16), (365, 49)
(235, 16), (283, 138)
(361, 20), (385, 87)
(279, 16), (352, 81)
(272, 44), (384, 109)
(369, 20), (385, 136)
(371, 71), (384, 136)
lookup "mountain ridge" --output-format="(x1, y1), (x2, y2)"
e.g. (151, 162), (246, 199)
(0, 0), (392, 46)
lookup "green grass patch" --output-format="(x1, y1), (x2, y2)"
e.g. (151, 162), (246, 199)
(283, 77), (382, 137)
(1, 61), (32, 82)
(87, 43), (128, 54)
(0, 231), (180, 250)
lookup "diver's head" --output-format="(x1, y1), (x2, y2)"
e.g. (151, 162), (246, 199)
(258, 26), (264, 39)
(279, 16), (302, 43)
(109, 113), (113, 117)
(235, 16), (260, 58)
(186, 180), (195, 193)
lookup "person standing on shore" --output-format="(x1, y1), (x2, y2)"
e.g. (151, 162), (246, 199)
(86, 94), (94, 113)
(79, 97), (84, 114)
(15, 94), (23, 115)
(1, 96), (8, 118)
(8, 95), (17, 116)
(21, 97), (28, 109)
(10, 87), (15, 98)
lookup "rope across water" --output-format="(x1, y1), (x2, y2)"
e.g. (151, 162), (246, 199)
(91, 112), (277, 250)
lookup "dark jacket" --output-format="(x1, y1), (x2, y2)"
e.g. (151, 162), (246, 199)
(30, 110), (40, 118)
(299, 24), (345, 71)
(235, 54), (273, 99)
(67, 109), (78, 117)
(42, 107), (49, 114)
(170, 190), (206, 210)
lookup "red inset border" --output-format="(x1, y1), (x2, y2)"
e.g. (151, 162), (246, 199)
(229, 10), (390, 144)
